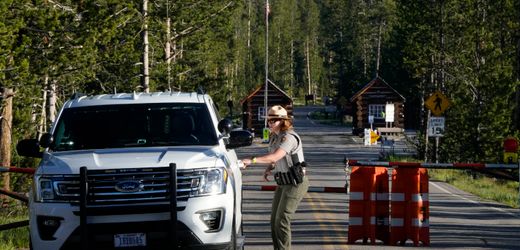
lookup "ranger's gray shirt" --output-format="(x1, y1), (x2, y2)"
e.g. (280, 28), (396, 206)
(268, 130), (304, 173)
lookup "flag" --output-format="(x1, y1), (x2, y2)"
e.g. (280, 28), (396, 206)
(265, 2), (270, 16)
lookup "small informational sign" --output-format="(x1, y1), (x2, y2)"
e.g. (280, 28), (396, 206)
(368, 115), (374, 124)
(262, 127), (270, 143)
(370, 130), (380, 144)
(428, 116), (445, 137)
(258, 106), (266, 121)
(364, 129), (370, 146)
(385, 104), (395, 123)
(364, 128), (379, 146)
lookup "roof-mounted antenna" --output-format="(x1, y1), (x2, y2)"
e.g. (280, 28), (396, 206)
(197, 86), (205, 95)
(70, 92), (85, 100)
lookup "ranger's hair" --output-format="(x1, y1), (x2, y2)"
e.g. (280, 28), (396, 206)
(280, 119), (293, 131)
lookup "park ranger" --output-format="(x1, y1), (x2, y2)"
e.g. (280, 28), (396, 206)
(241, 105), (309, 250)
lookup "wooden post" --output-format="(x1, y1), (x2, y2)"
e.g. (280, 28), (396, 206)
(1, 88), (14, 195)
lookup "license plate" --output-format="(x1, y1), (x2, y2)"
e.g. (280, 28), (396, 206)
(114, 233), (146, 248)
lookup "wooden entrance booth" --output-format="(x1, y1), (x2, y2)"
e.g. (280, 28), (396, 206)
(241, 81), (292, 137)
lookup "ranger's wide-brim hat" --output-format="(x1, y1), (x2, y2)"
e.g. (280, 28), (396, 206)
(267, 105), (291, 119)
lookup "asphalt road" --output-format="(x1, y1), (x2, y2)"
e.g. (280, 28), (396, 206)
(235, 105), (520, 250)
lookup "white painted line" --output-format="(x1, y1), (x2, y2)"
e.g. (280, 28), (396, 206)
(430, 181), (520, 218)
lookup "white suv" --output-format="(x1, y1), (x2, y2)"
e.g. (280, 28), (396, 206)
(17, 91), (252, 250)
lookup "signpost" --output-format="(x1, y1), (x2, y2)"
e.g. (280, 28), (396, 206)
(368, 115), (374, 130)
(428, 117), (445, 137)
(425, 91), (451, 162)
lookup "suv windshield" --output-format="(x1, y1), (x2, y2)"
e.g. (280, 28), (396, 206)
(51, 103), (218, 151)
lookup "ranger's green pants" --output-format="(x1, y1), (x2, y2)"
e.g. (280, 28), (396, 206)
(270, 176), (309, 250)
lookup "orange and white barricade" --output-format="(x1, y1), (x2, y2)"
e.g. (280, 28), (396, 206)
(390, 168), (430, 246)
(348, 166), (389, 244)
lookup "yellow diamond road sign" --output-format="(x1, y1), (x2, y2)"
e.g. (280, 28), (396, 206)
(425, 91), (451, 116)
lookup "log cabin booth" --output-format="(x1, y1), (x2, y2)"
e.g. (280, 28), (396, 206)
(241, 80), (293, 137)
(350, 76), (405, 136)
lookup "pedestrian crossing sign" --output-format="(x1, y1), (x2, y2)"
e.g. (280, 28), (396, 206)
(425, 91), (451, 116)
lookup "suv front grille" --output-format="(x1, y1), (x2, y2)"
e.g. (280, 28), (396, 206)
(65, 167), (204, 211)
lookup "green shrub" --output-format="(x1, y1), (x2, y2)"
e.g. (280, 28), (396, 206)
(429, 169), (519, 208)
(0, 204), (29, 250)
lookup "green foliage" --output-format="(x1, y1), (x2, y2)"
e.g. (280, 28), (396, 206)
(429, 169), (519, 208)
(395, 0), (519, 162)
(0, 204), (29, 249)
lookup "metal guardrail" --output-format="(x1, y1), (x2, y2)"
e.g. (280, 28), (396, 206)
(0, 220), (29, 231)
(0, 166), (36, 174)
(0, 166), (34, 232)
(0, 188), (28, 204)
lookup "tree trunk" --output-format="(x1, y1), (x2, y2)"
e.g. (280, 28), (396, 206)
(515, 36), (520, 130)
(247, 0), (251, 48)
(166, 17), (171, 90)
(375, 21), (383, 78)
(363, 38), (367, 77)
(1, 88), (14, 194)
(142, 0), (150, 93)
(290, 40), (294, 97)
(38, 76), (48, 139)
(306, 38), (312, 96)
(47, 79), (57, 125)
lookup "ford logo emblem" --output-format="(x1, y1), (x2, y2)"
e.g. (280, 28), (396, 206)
(115, 180), (144, 193)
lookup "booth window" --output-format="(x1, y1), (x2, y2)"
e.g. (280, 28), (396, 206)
(368, 104), (385, 119)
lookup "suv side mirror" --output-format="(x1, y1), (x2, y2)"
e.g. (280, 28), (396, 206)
(17, 139), (42, 158)
(227, 130), (253, 149)
(39, 133), (53, 148)
(218, 119), (233, 135)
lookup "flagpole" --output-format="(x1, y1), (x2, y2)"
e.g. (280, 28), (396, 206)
(264, 0), (269, 129)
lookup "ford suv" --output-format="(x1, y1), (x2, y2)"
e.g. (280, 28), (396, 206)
(17, 91), (252, 250)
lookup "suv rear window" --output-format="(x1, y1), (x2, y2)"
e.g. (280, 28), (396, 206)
(51, 103), (218, 151)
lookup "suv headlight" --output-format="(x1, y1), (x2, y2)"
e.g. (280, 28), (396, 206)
(193, 168), (227, 196)
(34, 175), (80, 203)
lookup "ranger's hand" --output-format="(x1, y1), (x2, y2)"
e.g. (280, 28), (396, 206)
(241, 158), (252, 168)
(263, 165), (274, 182)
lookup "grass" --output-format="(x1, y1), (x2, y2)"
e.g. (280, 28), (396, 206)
(428, 169), (519, 208)
(0, 202), (29, 250)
